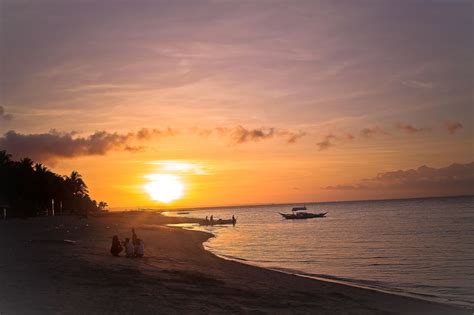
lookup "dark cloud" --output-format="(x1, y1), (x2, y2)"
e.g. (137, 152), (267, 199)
(317, 134), (336, 151)
(317, 133), (354, 151)
(396, 122), (428, 134)
(445, 121), (463, 135)
(135, 127), (178, 140)
(277, 130), (307, 144)
(360, 126), (388, 138)
(232, 126), (275, 143)
(0, 128), (176, 162)
(324, 162), (474, 196)
(0, 106), (13, 121)
(191, 126), (306, 144)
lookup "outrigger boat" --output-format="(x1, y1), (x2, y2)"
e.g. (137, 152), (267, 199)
(279, 205), (327, 220)
(200, 218), (237, 226)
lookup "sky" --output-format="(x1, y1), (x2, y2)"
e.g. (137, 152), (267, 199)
(1, 0), (473, 208)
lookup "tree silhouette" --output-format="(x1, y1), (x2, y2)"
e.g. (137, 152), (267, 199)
(66, 171), (88, 197)
(0, 150), (106, 218)
(98, 201), (108, 210)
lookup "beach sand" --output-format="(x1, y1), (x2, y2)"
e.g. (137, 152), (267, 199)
(0, 212), (470, 314)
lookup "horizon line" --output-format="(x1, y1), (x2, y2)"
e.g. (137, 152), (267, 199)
(111, 194), (474, 212)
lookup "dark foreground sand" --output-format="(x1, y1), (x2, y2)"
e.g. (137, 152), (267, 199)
(0, 212), (470, 314)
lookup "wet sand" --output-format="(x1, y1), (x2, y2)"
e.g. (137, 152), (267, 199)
(0, 212), (470, 314)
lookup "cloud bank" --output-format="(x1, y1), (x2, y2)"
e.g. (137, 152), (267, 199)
(0, 128), (176, 162)
(325, 162), (474, 196)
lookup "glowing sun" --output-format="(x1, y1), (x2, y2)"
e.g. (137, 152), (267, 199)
(144, 174), (184, 203)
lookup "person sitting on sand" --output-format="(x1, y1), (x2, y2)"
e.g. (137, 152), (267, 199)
(135, 239), (144, 258)
(124, 238), (135, 258)
(110, 235), (123, 257)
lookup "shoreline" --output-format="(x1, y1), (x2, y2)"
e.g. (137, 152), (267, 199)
(181, 223), (473, 310)
(0, 212), (471, 314)
(206, 249), (473, 309)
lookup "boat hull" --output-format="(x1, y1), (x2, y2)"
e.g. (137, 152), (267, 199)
(279, 212), (327, 219)
(200, 219), (236, 226)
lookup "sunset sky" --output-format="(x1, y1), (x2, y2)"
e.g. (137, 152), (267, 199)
(1, 1), (473, 208)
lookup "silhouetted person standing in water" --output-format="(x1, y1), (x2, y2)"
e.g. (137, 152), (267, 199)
(232, 215), (236, 226)
(110, 235), (123, 257)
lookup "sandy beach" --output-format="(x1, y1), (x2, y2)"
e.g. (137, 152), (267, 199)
(0, 212), (470, 314)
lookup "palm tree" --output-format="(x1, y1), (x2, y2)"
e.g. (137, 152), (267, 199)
(0, 151), (101, 217)
(0, 150), (12, 166)
(98, 201), (108, 210)
(65, 171), (88, 197)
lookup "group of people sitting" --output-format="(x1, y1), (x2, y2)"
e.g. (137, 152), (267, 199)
(110, 228), (145, 258)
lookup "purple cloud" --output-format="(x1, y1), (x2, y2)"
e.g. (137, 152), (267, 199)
(0, 106), (13, 121)
(0, 128), (176, 162)
(396, 122), (428, 134)
(360, 126), (388, 138)
(445, 121), (463, 135)
(324, 162), (474, 196)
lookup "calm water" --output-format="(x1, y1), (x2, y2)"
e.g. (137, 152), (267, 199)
(165, 196), (474, 307)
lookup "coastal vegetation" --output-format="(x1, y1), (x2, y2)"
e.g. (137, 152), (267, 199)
(0, 150), (107, 218)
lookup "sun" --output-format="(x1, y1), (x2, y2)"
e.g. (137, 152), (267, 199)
(144, 174), (184, 203)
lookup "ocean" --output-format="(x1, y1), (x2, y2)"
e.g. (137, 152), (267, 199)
(165, 196), (474, 307)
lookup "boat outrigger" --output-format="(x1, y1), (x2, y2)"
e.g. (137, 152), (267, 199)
(279, 205), (327, 220)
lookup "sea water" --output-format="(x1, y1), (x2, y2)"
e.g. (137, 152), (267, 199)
(165, 196), (474, 307)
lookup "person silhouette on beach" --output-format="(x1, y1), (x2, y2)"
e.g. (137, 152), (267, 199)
(132, 228), (138, 245)
(124, 238), (135, 258)
(135, 239), (144, 258)
(110, 235), (123, 257)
